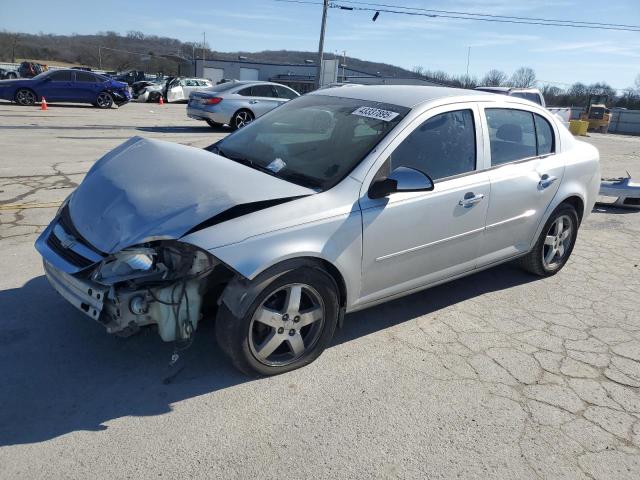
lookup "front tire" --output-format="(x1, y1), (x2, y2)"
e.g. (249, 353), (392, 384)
(519, 203), (579, 277)
(95, 92), (113, 109)
(231, 109), (254, 130)
(15, 88), (36, 106)
(148, 91), (162, 103)
(216, 266), (339, 376)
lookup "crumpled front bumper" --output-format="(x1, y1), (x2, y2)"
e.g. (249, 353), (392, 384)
(43, 260), (108, 323)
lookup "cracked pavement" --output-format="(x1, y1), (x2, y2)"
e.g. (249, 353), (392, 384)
(0, 102), (639, 479)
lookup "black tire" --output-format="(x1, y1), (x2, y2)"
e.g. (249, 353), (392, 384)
(15, 88), (37, 106)
(216, 266), (339, 376)
(519, 203), (579, 277)
(231, 109), (254, 130)
(7, 72), (17, 79)
(95, 92), (113, 109)
(148, 91), (162, 103)
(206, 119), (223, 128)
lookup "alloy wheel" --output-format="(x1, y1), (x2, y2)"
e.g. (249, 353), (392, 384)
(235, 111), (253, 128)
(96, 93), (113, 108)
(16, 89), (36, 106)
(542, 214), (573, 270)
(248, 283), (325, 366)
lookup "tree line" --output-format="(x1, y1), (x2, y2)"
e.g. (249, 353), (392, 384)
(412, 65), (640, 109)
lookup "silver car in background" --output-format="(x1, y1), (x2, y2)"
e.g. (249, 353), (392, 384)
(187, 80), (299, 129)
(35, 86), (600, 376)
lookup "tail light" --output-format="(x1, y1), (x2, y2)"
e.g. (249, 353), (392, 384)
(203, 97), (223, 105)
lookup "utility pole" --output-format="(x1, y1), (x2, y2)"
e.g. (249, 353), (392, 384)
(465, 46), (471, 77)
(342, 50), (346, 82)
(315, 0), (329, 89)
(202, 32), (206, 76)
(98, 46), (102, 70)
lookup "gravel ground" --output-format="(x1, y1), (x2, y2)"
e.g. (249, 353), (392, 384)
(0, 102), (639, 479)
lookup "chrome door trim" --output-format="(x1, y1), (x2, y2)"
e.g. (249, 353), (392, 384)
(375, 226), (485, 262)
(485, 209), (536, 230)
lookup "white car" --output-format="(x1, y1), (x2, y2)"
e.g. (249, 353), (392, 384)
(134, 77), (213, 103)
(35, 86), (600, 375)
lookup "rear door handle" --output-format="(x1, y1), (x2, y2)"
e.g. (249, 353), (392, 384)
(458, 193), (484, 207)
(539, 174), (558, 189)
(249, 100), (259, 104)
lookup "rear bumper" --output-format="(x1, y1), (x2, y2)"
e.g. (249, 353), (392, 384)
(187, 105), (230, 125)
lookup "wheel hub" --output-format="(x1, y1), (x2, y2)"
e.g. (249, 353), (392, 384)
(248, 283), (325, 366)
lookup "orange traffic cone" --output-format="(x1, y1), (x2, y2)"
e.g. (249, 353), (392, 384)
(41, 97), (48, 110)
(158, 96), (164, 105)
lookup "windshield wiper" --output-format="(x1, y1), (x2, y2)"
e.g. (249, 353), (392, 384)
(216, 147), (279, 178)
(214, 147), (321, 190)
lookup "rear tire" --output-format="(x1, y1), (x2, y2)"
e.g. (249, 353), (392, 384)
(215, 266), (339, 376)
(519, 203), (579, 277)
(15, 88), (36, 106)
(206, 119), (223, 128)
(231, 109), (254, 130)
(148, 91), (162, 103)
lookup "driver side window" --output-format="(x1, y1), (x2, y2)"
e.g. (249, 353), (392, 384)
(389, 109), (476, 181)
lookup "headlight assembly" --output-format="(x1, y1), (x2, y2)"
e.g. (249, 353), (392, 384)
(92, 247), (159, 285)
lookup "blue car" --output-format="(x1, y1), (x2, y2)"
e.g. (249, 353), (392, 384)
(0, 69), (131, 108)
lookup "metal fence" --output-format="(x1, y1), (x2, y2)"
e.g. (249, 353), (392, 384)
(609, 109), (640, 135)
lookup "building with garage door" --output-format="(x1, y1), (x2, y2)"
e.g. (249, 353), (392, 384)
(195, 58), (444, 93)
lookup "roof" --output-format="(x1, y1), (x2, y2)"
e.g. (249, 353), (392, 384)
(309, 84), (493, 108)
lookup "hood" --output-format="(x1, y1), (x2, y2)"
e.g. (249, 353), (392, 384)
(68, 137), (314, 253)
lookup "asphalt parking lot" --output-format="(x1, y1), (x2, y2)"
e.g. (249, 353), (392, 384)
(1, 101), (639, 479)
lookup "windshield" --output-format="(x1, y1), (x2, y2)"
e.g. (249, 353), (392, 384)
(207, 94), (409, 190)
(31, 71), (51, 81)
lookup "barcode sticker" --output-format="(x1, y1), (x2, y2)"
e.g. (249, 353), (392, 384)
(352, 106), (399, 122)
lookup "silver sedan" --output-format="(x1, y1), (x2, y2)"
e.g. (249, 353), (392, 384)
(187, 80), (299, 129)
(35, 86), (600, 375)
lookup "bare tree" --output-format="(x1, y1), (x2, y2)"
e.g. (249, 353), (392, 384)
(509, 67), (536, 88)
(412, 65), (425, 76)
(481, 69), (507, 87)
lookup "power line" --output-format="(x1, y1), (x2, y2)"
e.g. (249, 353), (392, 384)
(336, 0), (640, 29)
(272, 0), (640, 32)
(330, 2), (640, 32)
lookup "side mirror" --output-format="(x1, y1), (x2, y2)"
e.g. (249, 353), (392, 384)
(368, 166), (434, 199)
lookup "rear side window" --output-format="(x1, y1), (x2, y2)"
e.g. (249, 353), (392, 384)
(486, 109), (537, 165)
(48, 71), (73, 82)
(237, 87), (252, 96)
(390, 109), (476, 181)
(534, 114), (554, 155)
(75, 72), (98, 83)
(251, 85), (275, 97)
(274, 85), (297, 99)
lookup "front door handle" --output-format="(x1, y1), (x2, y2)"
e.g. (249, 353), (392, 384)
(539, 174), (558, 189)
(459, 193), (485, 207)
(249, 100), (259, 104)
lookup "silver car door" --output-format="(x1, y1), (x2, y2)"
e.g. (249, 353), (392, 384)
(247, 84), (281, 118)
(477, 104), (565, 265)
(358, 104), (490, 305)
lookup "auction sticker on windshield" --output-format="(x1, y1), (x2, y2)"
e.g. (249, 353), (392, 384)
(352, 106), (399, 122)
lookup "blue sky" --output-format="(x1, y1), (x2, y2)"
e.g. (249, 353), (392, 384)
(2, 0), (639, 89)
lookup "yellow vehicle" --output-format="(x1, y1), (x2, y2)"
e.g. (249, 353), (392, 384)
(580, 95), (611, 133)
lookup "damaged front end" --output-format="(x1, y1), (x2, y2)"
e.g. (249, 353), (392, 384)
(36, 206), (225, 342)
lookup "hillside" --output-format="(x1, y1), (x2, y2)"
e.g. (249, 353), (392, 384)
(0, 31), (417, 78)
